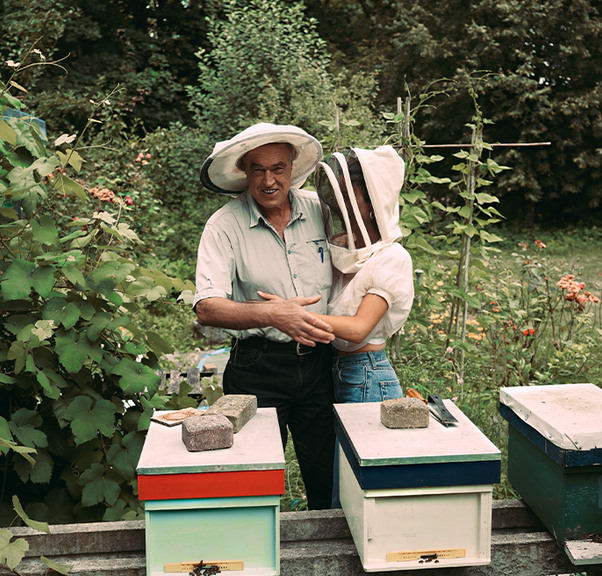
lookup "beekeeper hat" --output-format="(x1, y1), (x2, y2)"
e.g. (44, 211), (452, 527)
(200, 123), (323, 196)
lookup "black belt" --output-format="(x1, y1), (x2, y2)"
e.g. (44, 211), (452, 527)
(233, 336), (317, 356)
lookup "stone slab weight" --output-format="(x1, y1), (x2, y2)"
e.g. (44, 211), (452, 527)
(181, 415), (233, 452)
(381, 398), (429, 429)
(205, 394), (257, 433)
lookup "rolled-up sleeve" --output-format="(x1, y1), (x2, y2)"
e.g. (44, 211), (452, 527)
(194, 219), (235, 308)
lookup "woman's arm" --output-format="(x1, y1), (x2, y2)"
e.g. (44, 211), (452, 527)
(257, 291), (388, 344)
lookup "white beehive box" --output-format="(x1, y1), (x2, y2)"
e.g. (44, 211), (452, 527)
(335, 401), (501, 572)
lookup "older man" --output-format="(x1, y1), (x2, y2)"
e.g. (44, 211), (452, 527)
(194, 123), (335, 509)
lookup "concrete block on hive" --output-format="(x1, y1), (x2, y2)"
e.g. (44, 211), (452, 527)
(205, 394), (257, 433)
(181, 415), (233, 451)
(381, 398), (429, 429)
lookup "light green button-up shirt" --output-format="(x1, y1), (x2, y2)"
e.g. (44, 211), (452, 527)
(194, 188), (332, 342)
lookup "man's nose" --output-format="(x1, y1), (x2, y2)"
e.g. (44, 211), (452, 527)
(264, 170), (276, 185)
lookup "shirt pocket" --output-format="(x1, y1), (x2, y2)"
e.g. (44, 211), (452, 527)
(305, 238), (331, 291)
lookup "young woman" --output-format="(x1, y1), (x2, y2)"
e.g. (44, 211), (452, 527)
(262, 146), (413, 402)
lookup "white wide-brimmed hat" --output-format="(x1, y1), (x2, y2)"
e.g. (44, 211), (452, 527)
(200, 123), (323, 196)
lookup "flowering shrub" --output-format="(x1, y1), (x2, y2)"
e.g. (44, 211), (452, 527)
(475, 241), (601, 386)
(557, 274), (600, 310)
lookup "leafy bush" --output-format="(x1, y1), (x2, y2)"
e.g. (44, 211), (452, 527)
(0, 71), (195, 524)
(186, 0), (382, 147)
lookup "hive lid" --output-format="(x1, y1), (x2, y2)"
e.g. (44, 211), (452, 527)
(137, 407), (285, 475)
(334, 401), (500, 467)
(500, 384), (602, 451)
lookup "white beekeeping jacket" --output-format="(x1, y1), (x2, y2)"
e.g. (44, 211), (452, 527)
(315, 146), (414, 352)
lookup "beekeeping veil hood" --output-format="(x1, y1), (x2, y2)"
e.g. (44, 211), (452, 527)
(316, 146), (405, 274)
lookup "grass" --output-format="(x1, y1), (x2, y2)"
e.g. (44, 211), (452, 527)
(280, 434), (308, 512)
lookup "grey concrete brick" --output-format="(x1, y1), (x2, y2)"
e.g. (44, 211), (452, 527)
(380, 397), (429, 429)
(205, 394), (257, 433)
(181, 414), (233, 451)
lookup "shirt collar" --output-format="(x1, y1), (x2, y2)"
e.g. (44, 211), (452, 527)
(246, 188), (304, 228)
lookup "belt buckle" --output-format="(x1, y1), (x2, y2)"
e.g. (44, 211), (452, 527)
(296, 342), (312, 356)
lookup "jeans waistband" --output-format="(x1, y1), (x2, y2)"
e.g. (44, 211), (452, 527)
(334, 349), (389, 366)
(233, 336), (318, 356)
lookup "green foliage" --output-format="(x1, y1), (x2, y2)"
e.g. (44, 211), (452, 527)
(0, 70), (195, 524)
(0, 495), (71, 573)
(187, 0), (382, 147)
(3, 0), (208, 134)
(138, 123), (228, 277)
(373, 0), (602, 226)
(187, 0), (333, 142)
(478, 241), (602, 386)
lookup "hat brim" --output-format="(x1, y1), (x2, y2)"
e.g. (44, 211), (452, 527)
(200, 126), (323, 196)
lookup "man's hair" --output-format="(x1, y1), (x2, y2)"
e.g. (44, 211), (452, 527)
(235, 142), (299, 172)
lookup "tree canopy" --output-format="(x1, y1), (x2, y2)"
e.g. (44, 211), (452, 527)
(1, 0), (602, 224)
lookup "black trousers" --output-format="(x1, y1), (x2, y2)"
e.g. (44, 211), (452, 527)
(223, 338), (335, 510)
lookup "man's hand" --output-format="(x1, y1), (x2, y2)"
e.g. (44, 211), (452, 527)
(257, 291), (334, 346)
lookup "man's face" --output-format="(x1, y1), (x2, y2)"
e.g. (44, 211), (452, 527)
(244, 143), (292, 214)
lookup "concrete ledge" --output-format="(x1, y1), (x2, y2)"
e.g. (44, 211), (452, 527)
(0, 500), (591, 576)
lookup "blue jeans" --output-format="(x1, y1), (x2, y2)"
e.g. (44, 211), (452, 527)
(333, 349), (403, 403)
(332, 349), (402, 507)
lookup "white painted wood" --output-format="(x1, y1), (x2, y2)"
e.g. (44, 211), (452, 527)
(500, 383), (602, 451)
(334, 401), (500, 466)
(137, 407), (284, 475)
(564, 539), (602, 565)
(339, 450), (493, 571)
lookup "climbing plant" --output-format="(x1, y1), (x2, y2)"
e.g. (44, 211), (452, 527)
(0, 55), (195, 524)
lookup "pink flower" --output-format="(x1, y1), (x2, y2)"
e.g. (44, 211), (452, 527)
(145, 153), (151, 159)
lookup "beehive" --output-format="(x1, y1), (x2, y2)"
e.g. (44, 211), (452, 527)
(335, 401), (501, 572)
(500, 383), (602, 563)
(137, 407), (285, 576)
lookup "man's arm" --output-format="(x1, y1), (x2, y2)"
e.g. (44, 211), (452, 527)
(195, 296), (334, 347)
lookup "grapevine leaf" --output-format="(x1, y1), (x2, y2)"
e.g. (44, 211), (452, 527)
(79, 463), (121, 506)
(7, 340), (27, 374)
(64, 396), (116, 445)
(12, 495), (50, 533)
(43, 298), (78, 328)
(55, 329), (86, 373)
(37, 370), (60, 399)
(112, 358), (161, 396)
(41, 556), (72, 574)
(62, 264), (86, 289)
(9, 409), (48, 448)
(30, 156), (60, 178)
(31, 215), (58, 246)
(86, 312), (113, 342)
(14, 449), (53, 483)
(56, 173), (86, 201)
(0, 119), (17, 145)
(30, 265), (55, 297)
(1, 259), (35, 300)
(31, 319), (55, 341)
(0, 528), (29, 570)
(106, 432), (145, 481)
